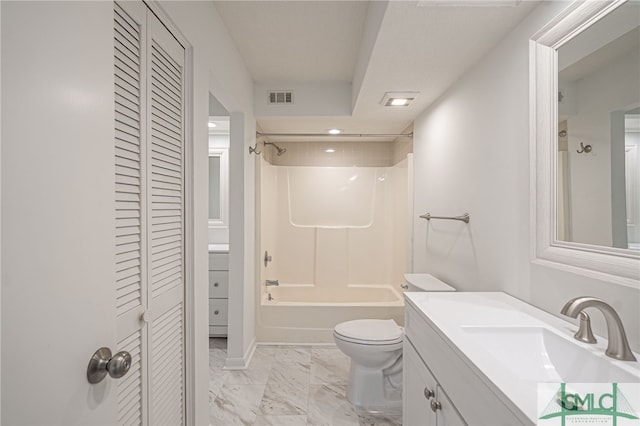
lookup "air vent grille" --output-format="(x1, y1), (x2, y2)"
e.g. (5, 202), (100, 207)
(268, 91), (293, 105)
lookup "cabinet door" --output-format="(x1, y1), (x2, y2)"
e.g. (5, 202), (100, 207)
(403, 340), (437, 426)
(436, 385), (467, 426)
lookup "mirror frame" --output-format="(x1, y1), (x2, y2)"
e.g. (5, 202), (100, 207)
(530, 0), (640, 285)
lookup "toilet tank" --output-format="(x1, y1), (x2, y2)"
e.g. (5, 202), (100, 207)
(403, 273), (455, 292)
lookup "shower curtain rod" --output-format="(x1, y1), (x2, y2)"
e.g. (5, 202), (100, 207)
(256, 132), (413, 138)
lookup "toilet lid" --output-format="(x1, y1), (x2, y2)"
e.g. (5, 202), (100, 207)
(334, 319), (403, 344)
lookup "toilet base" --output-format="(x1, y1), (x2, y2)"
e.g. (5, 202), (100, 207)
(345, 358), (402, 415)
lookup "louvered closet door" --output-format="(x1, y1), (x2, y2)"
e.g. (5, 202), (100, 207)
(114, 2), (185, 425)
(146, 11), (186, 426)
(115, 2), (148, 425)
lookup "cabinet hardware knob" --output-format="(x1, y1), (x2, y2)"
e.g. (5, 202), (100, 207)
(423, 387), (434, 400)
(214, 282), (219, 287)
(430, 399), (441, 413)
(214, 310), (219, 315)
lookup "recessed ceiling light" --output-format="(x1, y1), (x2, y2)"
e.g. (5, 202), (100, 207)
(325, 149), (335, 153)
(208, 122), (217, 128)
(328, 128), (341, 135)
(390, 98), (409, 106)
(381, 92), (419, 107)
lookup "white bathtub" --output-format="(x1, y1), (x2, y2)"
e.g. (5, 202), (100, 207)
(257, 285), (405, 343)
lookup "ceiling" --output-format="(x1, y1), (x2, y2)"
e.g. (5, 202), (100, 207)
(215, 0), (540, 141)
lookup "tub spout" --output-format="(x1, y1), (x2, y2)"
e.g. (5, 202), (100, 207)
(266, 279), (279, 287)
(560, 296), (636, 361)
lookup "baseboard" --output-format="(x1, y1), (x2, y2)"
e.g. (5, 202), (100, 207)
(257, 341), (337, 347)
(223, 338), (256, 370)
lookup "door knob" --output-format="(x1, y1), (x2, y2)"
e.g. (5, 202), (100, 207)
(140, 309), (151, 323)
(87, 347), (132, 384)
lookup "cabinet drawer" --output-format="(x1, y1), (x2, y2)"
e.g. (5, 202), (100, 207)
(209, 271), (229, 298)
(208, 253), (229, 271)
(209, 299), (228, 326)
(209, 325), (228, 337)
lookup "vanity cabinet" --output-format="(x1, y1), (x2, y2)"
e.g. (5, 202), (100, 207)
(403, 299), (527, 426)
(209, 251), (229, 336)
(403, 339), (466, 426)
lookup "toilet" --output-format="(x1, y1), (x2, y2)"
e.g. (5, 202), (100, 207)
(333, 274), (455, 415)
(333, 319), (404, 415)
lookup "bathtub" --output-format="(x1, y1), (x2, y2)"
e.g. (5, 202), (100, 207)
(257, 285), (405, 343)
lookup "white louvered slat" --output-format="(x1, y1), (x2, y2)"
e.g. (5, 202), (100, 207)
(150, 303), (184, 426)
(147, 12), (185, 424)
(115, 1), (142, 319)
(117, 329), (142, 426)
(114, 2), (147, 425)
(149, 38), (183, 300)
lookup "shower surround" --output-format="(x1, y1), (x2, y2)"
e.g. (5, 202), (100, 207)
(258, 141), (412, 343)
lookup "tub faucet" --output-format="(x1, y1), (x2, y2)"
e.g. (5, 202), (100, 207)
(560, 296), (637, 361)
(265, 279), (279, 287)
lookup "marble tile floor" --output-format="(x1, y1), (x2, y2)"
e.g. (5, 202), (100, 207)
(209, 338), (402, 426)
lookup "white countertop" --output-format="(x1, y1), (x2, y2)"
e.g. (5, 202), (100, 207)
(404, 292), (640, 423)
(208, 244), (229, 253)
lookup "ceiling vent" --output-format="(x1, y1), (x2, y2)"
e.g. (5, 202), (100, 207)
(268, 90), (294, 105)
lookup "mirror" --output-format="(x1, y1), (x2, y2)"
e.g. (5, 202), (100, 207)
(208, 116), (229, 226)
(531, 0), (640, 282)
(208, 92), (230, 228)
(208, 156), (222, 220)
(556, 1), (640, 251)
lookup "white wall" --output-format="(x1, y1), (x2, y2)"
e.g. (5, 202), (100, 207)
(411, 1), (640, 351)
(157, 1), (256, 421)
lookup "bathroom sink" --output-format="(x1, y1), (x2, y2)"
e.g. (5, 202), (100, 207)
(461, 326), (638, 383)
(405, 292), (640, 424)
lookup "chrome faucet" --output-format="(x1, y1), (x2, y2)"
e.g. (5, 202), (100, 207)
(561, 296), (637, 361)
(265, 279), (279, 287)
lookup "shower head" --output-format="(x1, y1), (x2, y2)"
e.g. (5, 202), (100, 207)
(264, 141), (287, 156)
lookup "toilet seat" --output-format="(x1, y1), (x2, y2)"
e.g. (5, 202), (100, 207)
(334, 319), (403, 345)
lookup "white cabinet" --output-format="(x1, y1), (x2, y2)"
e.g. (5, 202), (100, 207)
(209, 252), (229, 336)
(403, 339), (466, 426)
(403, 339), (437, 426)
(403, 300), (525, 425)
